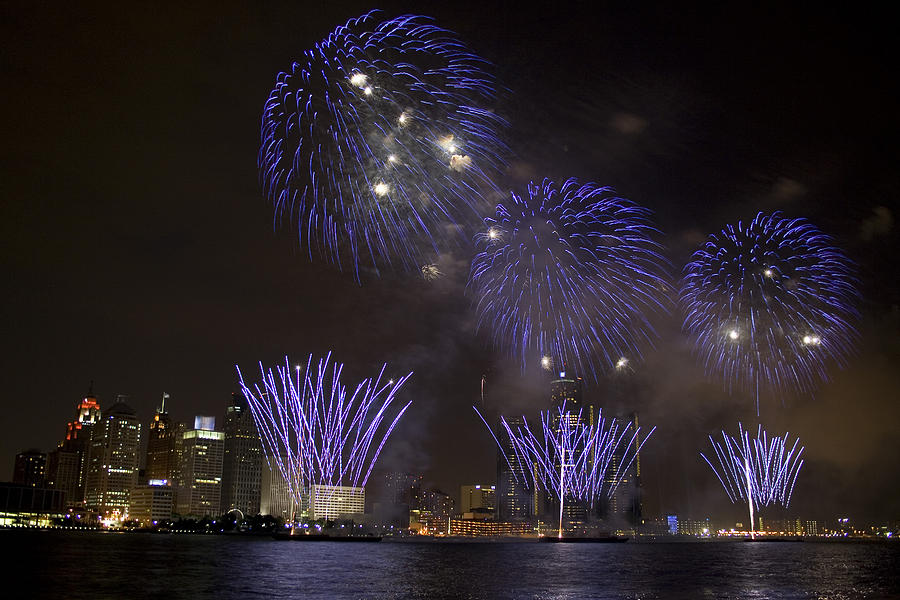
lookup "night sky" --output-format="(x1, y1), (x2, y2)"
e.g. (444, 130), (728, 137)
(2, 2), (898, 524)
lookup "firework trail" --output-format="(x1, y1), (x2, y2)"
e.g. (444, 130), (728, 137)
(681, 212), (858, 408)
(701, 423), (805, 538)
(259, 11), (506, 280)
(236, 353), (412, 514)
(469, 178), (669, 380)
(475, 403), (655, 511)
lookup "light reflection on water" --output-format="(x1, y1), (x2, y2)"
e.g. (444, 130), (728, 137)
(6, 531), (899, 600)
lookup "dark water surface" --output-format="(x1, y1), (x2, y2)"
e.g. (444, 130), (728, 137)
(7, 530), (899, 599)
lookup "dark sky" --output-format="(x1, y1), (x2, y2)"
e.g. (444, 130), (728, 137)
(2, 2), (898, 524)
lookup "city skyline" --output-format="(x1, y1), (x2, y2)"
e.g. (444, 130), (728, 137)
(2, 0), (898, 529)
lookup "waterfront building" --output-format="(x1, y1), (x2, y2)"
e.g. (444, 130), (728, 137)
(176, 416), (224, 518)
(448, 516), (533, 537)
(308, 484), (364, 521)
(221, 392), (262, 516)
(460, 484), (496, 514)
(0, 482), (66, 527)
(13, 449), (46, 488)
(260, 460), (294, 521)
(83, 399), (142, 520)
(129, 480), (174, 527)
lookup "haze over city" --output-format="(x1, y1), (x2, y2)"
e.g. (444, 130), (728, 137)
(2, 0), (898, 530)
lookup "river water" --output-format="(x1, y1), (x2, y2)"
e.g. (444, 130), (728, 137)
(7, 530), (899, 599)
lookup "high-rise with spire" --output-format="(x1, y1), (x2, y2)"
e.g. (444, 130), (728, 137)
(45, 386), (102, 507)
(145, 393), (178, 484)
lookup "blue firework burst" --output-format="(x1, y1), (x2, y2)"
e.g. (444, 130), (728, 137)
(259, 11), (506, 279)
(681, 212), (859, 404)
(468, 178), (670, 381)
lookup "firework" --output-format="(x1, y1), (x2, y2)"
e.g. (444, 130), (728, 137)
(476, 403), (655, 535)
(469, 178), (669, 380)
(421, 263), (443, 281)
(681, 212), (858, 406)
(259, 11), (506, 280)
(236, 353), (412, 519)
(701, 423), (805, 538)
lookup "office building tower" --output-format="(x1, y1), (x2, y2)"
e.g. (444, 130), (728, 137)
(176, 416), (224, 517)
(308, 484), (364, 521)
(549, 372), (593, 526)
(496, 415), (533, 520)
(260, 460), (293, 521)
(221, 392), (262, 516)
(460, 484), (496, 514)
(603, 412), (643, 529)
(83, 399), (142, 520)
(56, 388), (102, 506)
(129, 480), (174, 527)
(13, 450), (46, 487)
(550, 371), (591, 426)
(145, 393), (178, 484)
(44, 447), (80, 504)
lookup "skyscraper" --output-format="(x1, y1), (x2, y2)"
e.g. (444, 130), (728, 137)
(176, 416), (224, 518)
(83, 398), (142, 520)
(50, 388), (102, 507)
(145, 393), (178, 484)
(550, 371), (592, 427)
(603, 412), (643, 531)
(221, 392), (262, 516)
(496, 415), (533, 521)
(549, 372), (592, 527)
(260, 459), (293, 521)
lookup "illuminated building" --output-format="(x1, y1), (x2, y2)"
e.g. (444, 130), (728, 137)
(260, 460), (293, 521)
(308, 484), (364, 521)
(496, 415), (533, 520)
(460, 484), (496, 514)
(448, 516), (533, 537)
(83, 398), (142, 520)
(221, 392), (262, 516)
(549, 372), (593, 526)
(129, 480), (174, 527)
(13, 449), (46, 488)
(145, 394), (178, 483)
(176, 416), (224, 518)
(550, 372), (591, 427)
(61, 389), (102, 506)
(0, 482), (66, 527)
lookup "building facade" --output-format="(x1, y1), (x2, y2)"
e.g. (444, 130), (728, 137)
(260, 460), (293, 521)
(221, 393), (262, 516)
(13, 449), (46, 488)
(83, 400), (142, 520)
(460, 484), (496, 515)
(129, 480), (174, 527)
(176, 416), (224, 518)
(308, 484), (364, 521)
(496, 415), (533, 521)
(145, 395), (179, 484)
